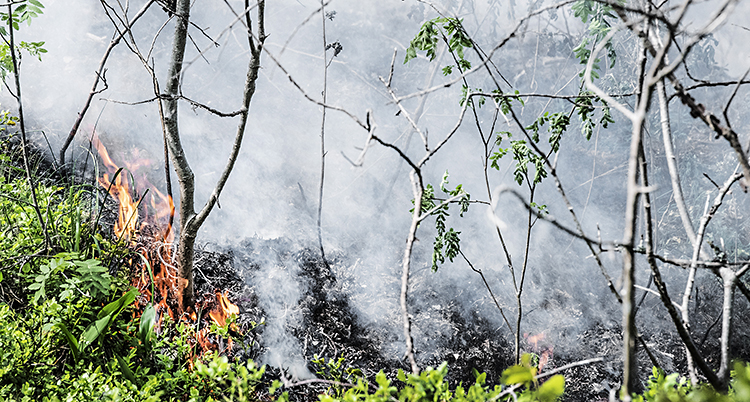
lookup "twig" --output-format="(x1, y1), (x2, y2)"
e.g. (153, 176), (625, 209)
(278, 0), (332, 57)
(459, 250), (513, 333)
(537, 356), (605, 379)
(60, 0), (155, 166)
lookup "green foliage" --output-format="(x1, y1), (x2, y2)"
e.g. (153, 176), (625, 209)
(312, 354), (365, 397)
(496, 90), (524, 115)
(315, 355), (564, 402)
(0, 1), (46, 82)
(629, 364), (750, 402)
(404, 17), (473, 76)
(29, 254), (113, 305)
(575, 92), (614, 140)
(192, 353), (266, 402)
(411, 172), (470, 272)
(571, 0), (618, 79)
(490, 111), (573, 187)
(0, 0), (45, 31)
(500, 354), (565, 402)
(525, 112), (570, 153)
(511, 140), (546, 186)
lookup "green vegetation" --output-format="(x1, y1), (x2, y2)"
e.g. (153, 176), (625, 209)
(0, 131), (266, 400)
(630, 364), (750, 402)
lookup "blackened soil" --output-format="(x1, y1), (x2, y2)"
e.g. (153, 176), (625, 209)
(194, 238), (750, 402)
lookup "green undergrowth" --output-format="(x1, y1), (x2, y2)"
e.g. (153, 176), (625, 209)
(0, 135), (747, 401)
(630, 365), (750, 402)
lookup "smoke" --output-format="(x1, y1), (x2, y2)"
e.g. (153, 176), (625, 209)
(5, 0), (750, 385)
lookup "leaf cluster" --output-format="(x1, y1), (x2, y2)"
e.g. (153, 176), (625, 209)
(0, 1), (46, 82)
(630, 364), (750, 402)
(571, 0), (618, 79)
(413, 171), (470, 272)
(404, 17), (473, 76)
(576, 91), (614, 140)
(314, 355), (565, 402)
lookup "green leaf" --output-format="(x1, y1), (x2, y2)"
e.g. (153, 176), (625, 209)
(537, 375), (565, 402)
(54, 322), (80, 363)
(501, 364), (536, 386)
(80, 313), (112, 351)
(139, 304), (156, 344)
(115, 353), (139, 386)
(98, 287), (138, 319)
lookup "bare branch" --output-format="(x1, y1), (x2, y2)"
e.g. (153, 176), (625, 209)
(60, 0), (156, 166)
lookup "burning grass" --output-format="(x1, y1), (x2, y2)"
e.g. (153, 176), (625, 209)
(92, 134), (253, 361)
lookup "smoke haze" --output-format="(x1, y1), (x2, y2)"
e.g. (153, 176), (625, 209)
(6, 0), (750, 384)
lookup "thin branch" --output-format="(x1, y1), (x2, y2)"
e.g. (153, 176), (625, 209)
(260, 42), (368, 130)
(192, 0), (266, 232)
(379, 74), (429, 150)
(317, 0), (330, 272)
(721, 65), (750, 130)
(7, 3), (48, 250)
(657, 78), (699, 251)
(278, 0), (332, 57)
(459, 250), (513, 334)
(537, 357), (606, 379)
(60, 0), (155, 166)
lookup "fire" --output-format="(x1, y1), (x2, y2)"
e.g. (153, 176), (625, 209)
(524, 332), (554, 373)
(527, 333), (545, 350)
(94, 134), (240, 360)
(92, 135), (140, 242)
(209, 290), (240, 327)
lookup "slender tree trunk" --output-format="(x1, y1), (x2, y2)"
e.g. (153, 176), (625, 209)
(7, 4), (48, 250)
(161, 0), (196, 310)
(402, 171), (422, 375)
(162, 0), (265, 310)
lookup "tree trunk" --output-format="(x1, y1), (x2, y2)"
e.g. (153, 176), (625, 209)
(162, 0), (265, 310)
(162, 0), (196, 309)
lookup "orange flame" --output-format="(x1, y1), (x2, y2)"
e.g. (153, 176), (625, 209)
(538, 347), (554, 372)
(94, 134), (240, 361)
(93, 135), (139, 242)
(525, 332), (554, 373)
(209, 290), (240, 327)
(527, 333), (544, 350)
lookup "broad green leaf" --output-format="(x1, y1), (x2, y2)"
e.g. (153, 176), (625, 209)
(501, 364), (536, 385)
(54, 322), (80, 363)
(115, 353), (139, 386)
(98, 287), (138, 319)
(537, 375), (565, 402)
(80, 313), (112, 351)
(139, 304), (156, 344)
